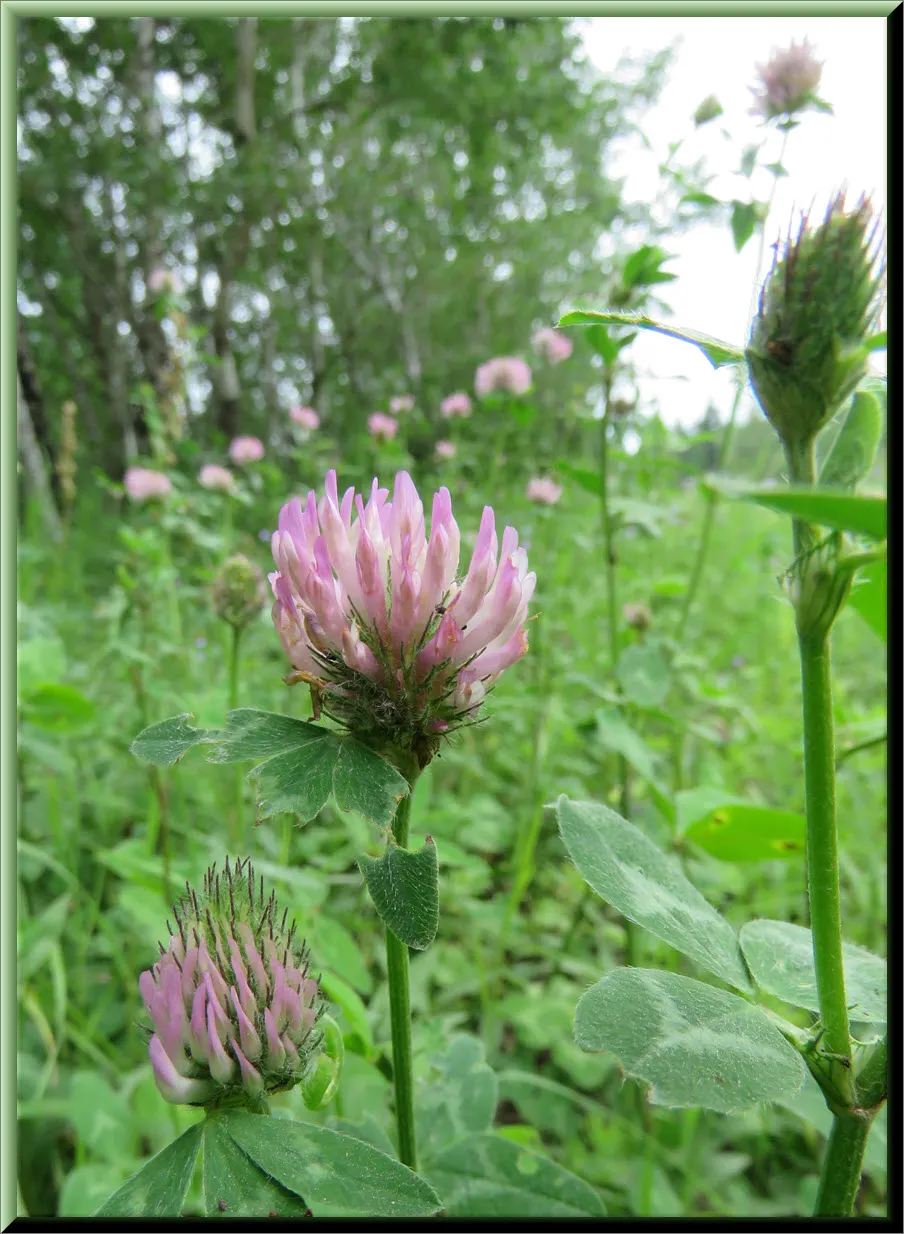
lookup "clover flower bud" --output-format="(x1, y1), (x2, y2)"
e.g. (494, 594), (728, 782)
(531, 328), (573, 365)
(290, 406), (320, 431)
(435, 440), (456, 461)
(747, 194), (884, 455)
(229, 436), (265, 464)
(475, 357), (532, 398)
(368, 413), (398, 441)
(199, 464), (236, 492)
(389, 395), (415, 415)
(124, 467), (173, 502)
(139, 858), (324, 1110)
(440, 392), (472, 419)
(525, 477), (563, 505)
(623, 602), (653, 633)
(213, 554), (268, 630)
(269, 470), (534, 766)
(750, 40), (824, 122)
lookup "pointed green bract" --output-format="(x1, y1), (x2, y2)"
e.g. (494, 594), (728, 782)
(359, 837), (439, 950)
(740, 920), (886, 1022)
(95, 1124), (202, 1217)
(557, 797), (751, 991)
(575, 968), (805, 1112)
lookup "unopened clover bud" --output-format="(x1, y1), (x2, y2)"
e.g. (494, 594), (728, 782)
(623, 602), (653, 633)
(785, 535), (853, 642)
(213, 554), (268, 630)
(818, 389), (883, 492)
(139, 858), (324, 1110)
(747, 194), (883, 458)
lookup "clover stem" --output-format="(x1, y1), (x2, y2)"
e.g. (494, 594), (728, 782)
(385, 769), (420, 1170)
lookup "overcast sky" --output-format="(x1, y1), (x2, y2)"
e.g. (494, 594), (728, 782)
(580, 16), (887, 428)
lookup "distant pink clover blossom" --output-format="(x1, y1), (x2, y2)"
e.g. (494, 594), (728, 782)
(269, 470), (534, 752)
(531, 328), (573, 365)
(526, 477), (563, 505)
(440, 392), (472, 419)
(389, 396), (415, 415)
(125, 467), (173, 502)
(435, 440), (456, 460)
(475, 356), (532, 398)
(751, 39), (824, 120)
(229, 436), (265, 464)
(290, 406), (320, 431)
(199, 464), (236, 492)
(368, 413), (398, 441)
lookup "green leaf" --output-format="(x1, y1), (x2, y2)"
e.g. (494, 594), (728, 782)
(210, 710), (409, 826)
(555, 460), (601, 496)
(95, 1124), (202, 1217)
(846, 560), (886, 641)
(557, 311), (744, 369)
(740, 920), (886, 1022)
(819, 391), (883, 492)
(739, 143), (760, 177)
(417, 1035), (498, 1164)
(130, 714), (213, 766)
(683, 802), (807, 862)
(680, 189), (721, 206)
(223, 1111), (441, 1217)
(722, 485), (887, 541)
(730, 200), (765, 252)
(202, 1118), (310, 1218)
(582, 323), (636, 367)
(594, 709), (673, 822)
(312, 915), (372, 993)
(616, 643), (670, 708)
(609, 496), (667, 537)
(68, 1072), (134, 1160)
(865, 330), (887, 352)
(622, 244), (676, 289)
(425, 1133), (605, 1218)
(20, 683), (96, 732)
(359, 837), (439, 949)
(556, 797), (751, 991)
(575, 968), (805, 1112)
(60, 1164), (132, 1217)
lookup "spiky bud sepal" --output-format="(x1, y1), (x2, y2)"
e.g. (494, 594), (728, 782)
(783, 533), (854, 642)
(139, 858), (324, 1109)
(747, 194), (884, 455)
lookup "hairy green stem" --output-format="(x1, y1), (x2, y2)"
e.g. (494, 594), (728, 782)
(798, 631), (854, 1090)
(598, 374), (638, 963)
(815, 1108), (873, 1216)
(228, 624), (244, 849)
(385, 773), (419, 1170)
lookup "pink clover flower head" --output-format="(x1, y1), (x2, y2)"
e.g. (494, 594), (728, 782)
(526, 477), (563, 505)
(140, 858), (323, 1108)
(147, 267), (182, 296)
(531, 328), (573, 365)
(751, 39), (824, 120)
(389, 395), (415, 415)
(435, 440), (456, 461)
(199, 464), (236, 492)
(125, 467), (172, 502)
(368, 413), (398, 441)
(475, 356), (532, 398)
(269, 469), (534, 765)
(229, 436), (265, 465)
(290, 405), (320, 431)
(440, 392), (472, 419)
